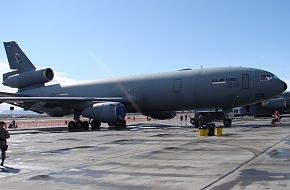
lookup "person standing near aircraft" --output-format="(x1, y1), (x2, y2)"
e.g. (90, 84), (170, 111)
(271, 110), (281, 125)
(0, 121), (10, 166)
(275, 110), (281, 124)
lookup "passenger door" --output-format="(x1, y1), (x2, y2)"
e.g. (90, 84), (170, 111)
(242, 74), (249, 89)
(173, 79), (182, 93)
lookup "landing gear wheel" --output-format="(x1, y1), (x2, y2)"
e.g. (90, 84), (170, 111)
(193, 119), (200, 128)
(81, 121), (90, 130)
(91, 120), (101, 130)
(68, 121), (77, 132)
(112, 120), (127, 130)
(120, 120), (126, 127)
(67, 121), (81, 132)
(76, 121), (82, 129)
(223, 118), (232, 127)
(68, 121), (90, 132)
(68, 110), (84, 132)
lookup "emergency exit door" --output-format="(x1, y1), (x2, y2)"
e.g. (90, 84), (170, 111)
(242, 74), (249, 89)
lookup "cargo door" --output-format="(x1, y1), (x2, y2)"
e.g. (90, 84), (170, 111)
(242, 74), (249, 89)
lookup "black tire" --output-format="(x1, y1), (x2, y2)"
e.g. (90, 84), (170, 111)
(81, 121), (90, 130)
(68, 121), (76, 132)
(108, 120), (127, 130)
(115, 120), (127, 130)
(194, 120), (200, 128)
(120, 120), (126, 127)
(223, 118), (232, 127)
(68, 121), (75, 128)
(76, 121), (82, 129)
(91, 120), (101, 130)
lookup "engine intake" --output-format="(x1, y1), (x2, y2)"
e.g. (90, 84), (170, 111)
(82, 102), (126, 124)
(2, 68), (54, 88)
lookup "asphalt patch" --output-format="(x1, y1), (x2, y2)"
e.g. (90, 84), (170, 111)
(211, 169), (290, 190)
(108, 139), (146, 145)
(28, 174), (53, 181)
(151, 133), (173, 137)
(268, 148), (290, 161)
(39, 145), (102, 154)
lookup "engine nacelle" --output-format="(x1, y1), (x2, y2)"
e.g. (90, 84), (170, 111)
(143, 111), (176, 120)
(262, 98), (287, 110)
(3, 68), (54, 88)
(82, 102), (126, 124)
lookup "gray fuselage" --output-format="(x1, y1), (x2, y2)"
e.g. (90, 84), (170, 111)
(21, 67), (286, 116)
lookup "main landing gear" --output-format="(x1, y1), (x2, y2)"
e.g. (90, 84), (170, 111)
(68, 119), (103, 132)
(90, 120), (101, 130)
(67, 111), (126, 132)
(68, 120), (89, 131)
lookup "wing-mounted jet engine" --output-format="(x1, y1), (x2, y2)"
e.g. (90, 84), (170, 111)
(82, 102), (126, 129)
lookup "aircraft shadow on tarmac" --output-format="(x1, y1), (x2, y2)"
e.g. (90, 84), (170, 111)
(10, 123), (187, 135)
(10, 121), (290, 136)
(211, 169), (290, 190)
(11, 127), (68, 135)
(0, 166), (20, 174)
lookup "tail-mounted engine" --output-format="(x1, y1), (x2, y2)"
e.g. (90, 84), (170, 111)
(2, 68), (54, 89)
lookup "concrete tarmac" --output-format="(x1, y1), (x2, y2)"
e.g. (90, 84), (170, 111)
(1, 117), (290, 190)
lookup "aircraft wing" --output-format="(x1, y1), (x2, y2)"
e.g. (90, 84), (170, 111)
(0, 96), (128, 103)
(0, 92), (134, 115)
(0, 92), (20, 106)
(0, 91), (131, 103)
(0, 91), (22, 97)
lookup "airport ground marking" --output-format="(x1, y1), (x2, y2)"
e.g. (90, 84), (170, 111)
(200, 134), (290, 190)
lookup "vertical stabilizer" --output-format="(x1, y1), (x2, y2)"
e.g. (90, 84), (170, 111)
(2, 41), (54, 90)
(3, 41), (36, 73)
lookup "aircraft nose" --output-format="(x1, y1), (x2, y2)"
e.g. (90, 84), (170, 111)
(284, 82), (288, 91)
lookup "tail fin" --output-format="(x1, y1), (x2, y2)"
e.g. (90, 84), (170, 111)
(2, 41), (54, 90)
(3, 41), (36, 80)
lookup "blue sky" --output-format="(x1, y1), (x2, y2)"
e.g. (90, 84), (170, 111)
(0, 0), (290, 110)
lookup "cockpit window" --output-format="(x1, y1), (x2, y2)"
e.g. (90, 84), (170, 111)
(260, 74), (273, 81)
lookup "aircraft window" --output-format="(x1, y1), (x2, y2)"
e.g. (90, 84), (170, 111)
(260, 74), (273, 81)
